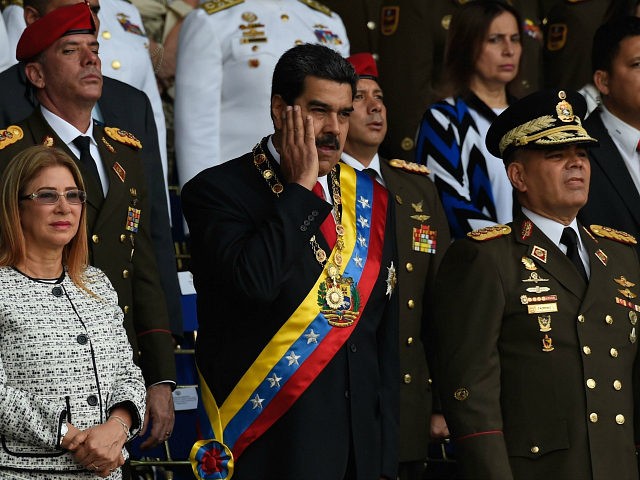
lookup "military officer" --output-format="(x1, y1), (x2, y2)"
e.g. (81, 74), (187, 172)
(341, 52), (451, 480)
(3, 0), (169, 193)
(433, 88), (640, 479)
(543, 0), (637, 91)
(0, 2), (177, 449)
(174, 0), (349, 187)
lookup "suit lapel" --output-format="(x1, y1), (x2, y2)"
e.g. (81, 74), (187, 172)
(514, 213), (587, 300)
(587, 112), (640, 227)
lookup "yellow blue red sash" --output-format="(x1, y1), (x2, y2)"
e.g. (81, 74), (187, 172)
(190, 165), (388, 479)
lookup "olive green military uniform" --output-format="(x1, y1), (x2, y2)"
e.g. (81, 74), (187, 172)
(321, 0), (380, 55)
(379, 158), (451, 472)
(0, 111), (176, 386)
(433, 213), (640, 479)
(543, 0), (637, 91)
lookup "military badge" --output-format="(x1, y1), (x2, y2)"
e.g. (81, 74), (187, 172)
(317, 275), (360, 327)
(542, 334), (554, 352)
(411, 200), (423, 213)
(401, 137), (414, 151)
(531, 246), (547, 263)
(453, 387), (469, 401)
(240, 22), (267, 44)
(0, 125), (23, 150)
(523, 272), (549, 283)
(546, 23), (567, 51)
(538, 315), (552, 332)
(527, 285), (550, 294)
(411, 215), (430, 222)
(412, 224), (437, 254)
(630, 311), (638, 326)
(556, 91), (574, 123)
(313, 26), (343, 45)
(241, 11), (257, 22)
(618, 288), (637, 299)
(521, 256), (537, 271)
(631, 327), (637, 344)
(615, 297), (640, 312)
(520, 220), (533, 240)
(395, 194), (403, 205)
(523, 19), (542, 42)
(125, 206), (141, 233)
(101, 136), (115, 153)
(595, 249), (608, 266)
(381, 6), (399, 36)
(116, 13), (145, 36)
(386, 262), (396, 298)
(520, 295), (557, 305)
(113, 162), (126, 182)
(615, 276), (636, 288)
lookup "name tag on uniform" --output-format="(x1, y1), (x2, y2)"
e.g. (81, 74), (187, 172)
(528, 303), (558, 314)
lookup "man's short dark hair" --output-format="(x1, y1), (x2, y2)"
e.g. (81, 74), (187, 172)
(271, 43), (357, 105)
(592, 16), (640, 73)
(23, 0), (49, 15)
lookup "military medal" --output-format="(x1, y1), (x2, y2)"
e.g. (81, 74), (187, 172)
(531, 245), (547, 263)
(520, 295), (557, 305)
(526, 285), (550, 293)
(113, 162), (126, 182)
(542, 334), (554, 352)
(595, 249), (608, 266)
(615, 276), (636, 288)
(42, 135), (54, 147)
(386, 262), (396, 298)
(618, 288), (637, 299)
(125, 188), (141, 233)
(412, 224), (437, 254)
(520, 220), (533, 240)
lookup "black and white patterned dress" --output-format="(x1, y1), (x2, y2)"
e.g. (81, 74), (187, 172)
(0, 266), (146, 479)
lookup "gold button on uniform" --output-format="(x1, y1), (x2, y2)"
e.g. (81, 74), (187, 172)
(605, 315), (614, 325)
(589, 413), (598, 423)
(407, 299), (415, 309)
(102, 31), (111, 40)
(610, 348), (619, 358)
(613, 380), (622, 390)
(578, 314), (585, 323)
(454, 387), (469, 401)
(123, 305), (130, 314)
(367, 21), (376, 30)
(112, 60), (121, 70)
(406, 337), (413, 345)
(586, 378), (596, 389)
(428, 378), (433, 385)
(582, 346), (591, 355)
(405, 262), (413, 272)
(401, 137), (414, 151)
(403, 374), (412, 384)
(530, 446), (540, 454)
(92, 234), (100, 244)
(120, 234), (126, 242)
(122, 269), (129, 279)
(280, 14), (289, 21)
(616, 414), (625, 424)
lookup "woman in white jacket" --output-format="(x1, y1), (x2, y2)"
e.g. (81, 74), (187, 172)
(0, 146), (146, 479)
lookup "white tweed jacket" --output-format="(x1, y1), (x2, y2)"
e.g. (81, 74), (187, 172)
(0, 265), (146, 474)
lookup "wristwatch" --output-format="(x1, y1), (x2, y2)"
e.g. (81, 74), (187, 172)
(59, 422), (68, 447)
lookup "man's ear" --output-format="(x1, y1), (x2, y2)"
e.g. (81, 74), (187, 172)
(593, 70), (609, 96)
(507, 160), (527, 193)
(271, 95), (287, 131)
(24, 62), (45, 89)
(23, 6), (41, 26)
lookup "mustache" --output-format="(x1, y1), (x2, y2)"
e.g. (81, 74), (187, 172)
(315, 134), (340, 150)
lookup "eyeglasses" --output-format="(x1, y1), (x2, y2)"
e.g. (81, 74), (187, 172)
(20, 189), (87, 205)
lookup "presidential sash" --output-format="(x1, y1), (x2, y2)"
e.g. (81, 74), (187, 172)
(190, 166), (389, 479)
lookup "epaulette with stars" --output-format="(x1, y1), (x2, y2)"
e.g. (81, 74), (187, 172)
(388, 159), (430, 176)
(589, 225), (637, 246)
(0, 126), (24, 150)
(104, 127), (142, 150)
(467, 225), (512, 241)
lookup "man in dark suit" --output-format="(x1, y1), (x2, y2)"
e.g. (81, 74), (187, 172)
(0, 2), (176, 449)
(340, 52), (451, 480)
(433, 88), (640, 479)
(182, 44), (399, 480)
(579, 16), (640, 255)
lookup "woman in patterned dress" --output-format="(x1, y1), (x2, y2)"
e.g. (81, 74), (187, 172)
(0, 146), (146, 479)
(415, 0), (522, 238)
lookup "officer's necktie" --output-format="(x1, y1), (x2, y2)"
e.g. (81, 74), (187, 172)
(312, 181), (337, 249)
(560, 227), (588, 282)
(72, 135), (104, 197)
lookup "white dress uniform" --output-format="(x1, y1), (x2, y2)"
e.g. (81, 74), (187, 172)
(97, 0), (168, 193)
(2, 0), (169, 200)
(174, 0), (350, 188)
(2, 3), (23, 65)
(0, 14), (12, 72)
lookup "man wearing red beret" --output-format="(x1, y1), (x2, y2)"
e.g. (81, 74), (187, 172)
(342, 52), (452, 480)
(0, 0), (177, 465)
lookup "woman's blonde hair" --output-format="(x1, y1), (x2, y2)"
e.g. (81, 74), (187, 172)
(0, 146), (89, 289)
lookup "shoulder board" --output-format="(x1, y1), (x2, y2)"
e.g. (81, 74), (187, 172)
(1, 0), (23, 8)
(104, 127), (142, 150)
(298, 0), (332, 16)
(0, 126), (24, 150)
(200, 0), (243, 15)
(388, 159), (430, 176)
(467, 224), (511, 241)
(589, 224), (637, 245)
